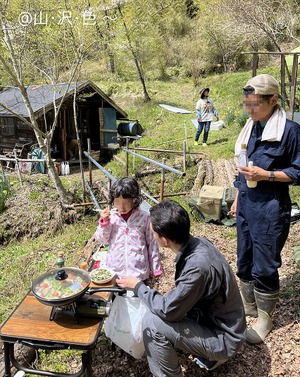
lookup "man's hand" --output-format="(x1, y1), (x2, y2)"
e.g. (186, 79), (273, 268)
(116, 276), (140, 291)
(238, 165), (267, 182)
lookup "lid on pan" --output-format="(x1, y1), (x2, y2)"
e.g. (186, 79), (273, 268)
(32, 267), (91, 303)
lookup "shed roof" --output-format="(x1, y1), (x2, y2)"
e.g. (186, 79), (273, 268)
(0, 80), (128, 119)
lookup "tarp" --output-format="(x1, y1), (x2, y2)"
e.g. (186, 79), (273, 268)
(31, 148), (45, 174)
(159, 104), (193, 114)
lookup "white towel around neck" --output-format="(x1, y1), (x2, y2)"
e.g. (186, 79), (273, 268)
(234, 107), (286, 156)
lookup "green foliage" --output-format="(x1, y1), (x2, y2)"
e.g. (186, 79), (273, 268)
(29, 191), (41, 200)
(290, 186), (300, 206)
(236, 111), (249, 128)
(0, 173), (11, 213)
(224, 110), (236, 126)
(37, 349), (82, 375)
(293, 246), (300, 267)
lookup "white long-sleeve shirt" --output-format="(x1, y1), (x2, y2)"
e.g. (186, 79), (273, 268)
(196, 97), (218, 122)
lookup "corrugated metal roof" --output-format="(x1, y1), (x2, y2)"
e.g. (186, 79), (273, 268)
(0, 80), (128, 119)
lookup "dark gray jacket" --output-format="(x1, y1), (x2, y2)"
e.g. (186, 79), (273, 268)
(135, 235), (246, 359)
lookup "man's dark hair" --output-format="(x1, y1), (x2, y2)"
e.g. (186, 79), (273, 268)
(109, 177), (142, 208)
(150, 200), (190, 244)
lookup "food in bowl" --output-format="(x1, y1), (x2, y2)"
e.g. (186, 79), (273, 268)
(90, 268), (115, 284)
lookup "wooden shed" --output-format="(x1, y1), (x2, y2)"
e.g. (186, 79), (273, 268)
(0, 80), (128, 161)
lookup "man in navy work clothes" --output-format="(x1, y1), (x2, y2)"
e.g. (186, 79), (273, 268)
(231, 74), (300, 344)
(117, 200), (246, 377)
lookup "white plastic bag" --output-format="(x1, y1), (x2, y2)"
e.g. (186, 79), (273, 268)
(104, 295), (149, 359)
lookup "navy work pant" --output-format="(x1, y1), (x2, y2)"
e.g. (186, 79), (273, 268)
(236, 187), (291, 291)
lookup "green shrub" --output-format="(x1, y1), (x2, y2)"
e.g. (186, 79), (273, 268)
(236, 111), (249, 128)
(0, 173), (10, 213)
(224, 111), (236, 126)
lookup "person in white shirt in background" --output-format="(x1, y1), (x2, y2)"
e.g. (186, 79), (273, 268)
(194, 87), (219, 146)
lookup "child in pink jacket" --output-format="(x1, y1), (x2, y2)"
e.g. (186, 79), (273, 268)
(95, 177), (163, 282)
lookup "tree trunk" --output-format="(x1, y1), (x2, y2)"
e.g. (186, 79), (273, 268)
(46, 154), (69, 204)
(117, 5), (151, 102)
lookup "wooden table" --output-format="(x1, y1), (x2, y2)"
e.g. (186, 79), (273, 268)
(0, 286), (114, 377)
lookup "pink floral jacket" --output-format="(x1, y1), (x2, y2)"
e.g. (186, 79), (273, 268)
(94, 207), (163, 281)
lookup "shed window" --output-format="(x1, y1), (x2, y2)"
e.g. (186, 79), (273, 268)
(0, 118), (15, 136)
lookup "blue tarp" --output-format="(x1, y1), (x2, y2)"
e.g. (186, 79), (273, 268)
(31, 148), (45, 173)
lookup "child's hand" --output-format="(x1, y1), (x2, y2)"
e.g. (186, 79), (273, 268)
(100, 208), (110, 221)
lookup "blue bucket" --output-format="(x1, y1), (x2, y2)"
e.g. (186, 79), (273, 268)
(118, 122), (142, 136)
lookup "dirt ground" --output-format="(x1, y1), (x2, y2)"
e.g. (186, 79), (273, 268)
(0, 161), (300, 377)
(89, 225), (300, 377)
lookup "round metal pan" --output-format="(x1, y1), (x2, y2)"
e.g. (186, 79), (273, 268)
(32, 267), (125, 307)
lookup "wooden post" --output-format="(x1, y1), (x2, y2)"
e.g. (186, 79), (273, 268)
(289, 53), (299, 119)
(159, 158), (166, 202)
(280, 55), (287, 110)
(252, 53), (258, 77)
(14, 151), (23, 185)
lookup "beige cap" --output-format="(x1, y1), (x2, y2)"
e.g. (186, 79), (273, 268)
(244, 74), (279, 95)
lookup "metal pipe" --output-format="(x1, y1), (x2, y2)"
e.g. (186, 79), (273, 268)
(184, 120), (188, 153)
(125, 138), (129, 177)
(84, 178), (101, 212)
(84, 151), (116, 183)
(160, 158), (166, 202)
(83, 151), (158, 204)
(142, 190), (159, 204)
(123, 149), (186, 176)
(126, 147), (204, 155)
(183, 141), (186, 173)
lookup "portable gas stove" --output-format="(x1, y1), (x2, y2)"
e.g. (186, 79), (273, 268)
(75, 294), (111, 317)
(50, 302), (78, 322)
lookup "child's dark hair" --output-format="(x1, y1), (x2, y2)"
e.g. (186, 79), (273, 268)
(109, 177), (142, 208)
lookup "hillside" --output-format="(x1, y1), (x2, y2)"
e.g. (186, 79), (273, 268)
(1, 70), (300, 376)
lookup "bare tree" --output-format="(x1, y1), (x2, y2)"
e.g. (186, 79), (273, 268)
(116, 2), (151, 101)
(219, 0), (300, 51)
(0, 2), (96, 205)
